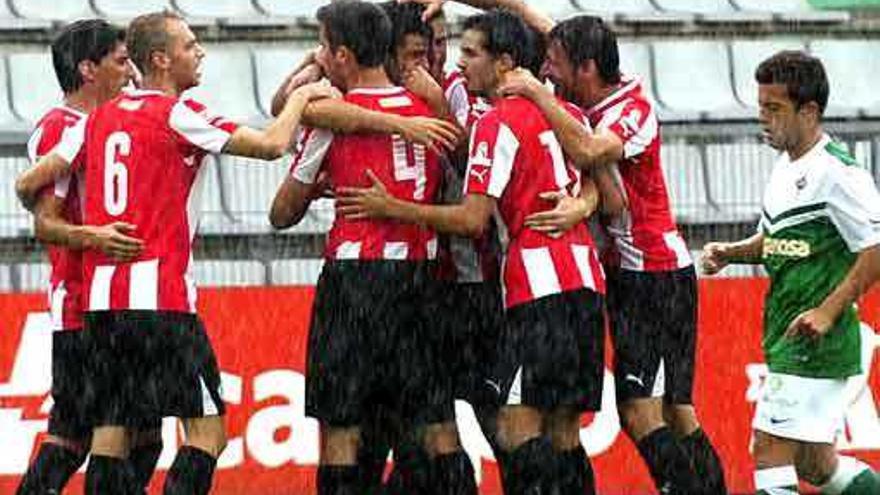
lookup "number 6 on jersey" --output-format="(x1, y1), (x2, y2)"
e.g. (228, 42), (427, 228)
(104, 131), (130, 216)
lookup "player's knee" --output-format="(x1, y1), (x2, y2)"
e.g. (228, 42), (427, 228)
(617, 399), (664, 440)
(544, 408), (582, 450)
(752, 431), (797, 468)
(662, 404), (699, 437)
(421, 421), (462, 457)
(794, 444), (837, 486)
(90, 426), (130, 458)
(320, 425), (361, 465)
(496, 405), (543, 452)
(182, 417), (228, 459)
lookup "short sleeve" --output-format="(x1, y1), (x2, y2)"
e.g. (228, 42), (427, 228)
(598, 98), (656, 160)
(827, 166), (880, 252)
(463, 111), (519, 199)
(169, 100), (238, 154)
(290, 127), (334, 184)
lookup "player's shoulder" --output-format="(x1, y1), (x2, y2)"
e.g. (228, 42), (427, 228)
(34, 105), (86, 133)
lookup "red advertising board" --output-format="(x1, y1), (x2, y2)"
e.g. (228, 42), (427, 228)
(0, 279), (878, 494)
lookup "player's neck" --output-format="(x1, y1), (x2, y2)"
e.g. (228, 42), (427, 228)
(64, 88), (99, 114)
(344, 67), (394, 91)
(140, 74), (183, 97)
(788, 127), (824, 162)
(585, 81), (620, 109)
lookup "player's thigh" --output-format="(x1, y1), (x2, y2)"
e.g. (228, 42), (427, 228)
(181, 415), (227, 458)
(496, 405), (544, 452)
(659, 267), (699, 406)
(49, 329), (92, 446)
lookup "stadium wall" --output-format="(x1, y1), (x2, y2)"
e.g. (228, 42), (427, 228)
(0, 279), (878, 494)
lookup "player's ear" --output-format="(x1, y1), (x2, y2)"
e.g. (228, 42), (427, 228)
(78, 60), (97, 84)
(149, 49), (170, 73)
(496, 53), (515, 73)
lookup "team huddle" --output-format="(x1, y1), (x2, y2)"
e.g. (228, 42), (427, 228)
(11, 0), (880, 494)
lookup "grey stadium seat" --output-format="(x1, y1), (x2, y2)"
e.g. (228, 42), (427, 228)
(573, 0), (690, 23)
(731, 0), (850, 23)
(93, 0), (173, 20)
(653, 0), (772, 22)
(0, 264), (11, 292)
(0, 2), (50, 29)
(0, 56), (25, 129)
(661, 141), (713, 224)
(193, 260), (267, 287)
(197, 156), (234, 234)
(183, 45), (262, 125)
(270, 259), (325, 286)
(617, 41), (657, 105)
(254, 0), (325, 18)
(531, 0), (580, 20)
(0, 156), (34, 237)
(809, 40), (880, 119)
(9, 52), (63, 125)
(9, 0), (94, 22)
(174, 0), (286, 26)
(252, 44), (315, 117)
(13, 262), (50, 293)
(652, 41), (750, 121)
(705, 142), (777, 221)
(730, 39), (805, 112)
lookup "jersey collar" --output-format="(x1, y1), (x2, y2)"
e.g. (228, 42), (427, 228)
(586, 75), (641, 118)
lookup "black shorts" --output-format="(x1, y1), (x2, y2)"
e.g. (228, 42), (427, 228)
(305, 260), (453, 428)
(82, 311), (225, 427)
(438, 280), (504, 406)
(607, 266), (697, 405)
(492, 289), (605, 413)
(48, 329), (91, 441)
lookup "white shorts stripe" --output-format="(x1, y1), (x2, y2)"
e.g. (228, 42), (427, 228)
(663, 231), (692, 268)
(199, 374), (219, 416)
(521, 247), (561, 300)
(426, 237), (438, 260)
(571, 244), (596, 291)
(89, 265), (115, 311)
(651, 358), (666, 398)
(383, 242), (409, 260)
(129, 259), (159, 310)
(506, 366), (523, 405)
(49, 282), (66, 331)
(336, 242), (362, 260)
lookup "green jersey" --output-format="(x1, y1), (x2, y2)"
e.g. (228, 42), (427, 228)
(759, 134), (880, 378)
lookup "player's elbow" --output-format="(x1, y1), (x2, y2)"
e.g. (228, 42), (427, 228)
(14, 175), (37, 211)
(269, 208), (296, 230)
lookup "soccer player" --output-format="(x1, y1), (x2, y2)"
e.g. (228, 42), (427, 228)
(269, 2), (474, 493)
(12, 19), (167, 495)
(336, 10), (605, 493)
(20, 11), (333, 494)
(702, 51), (880, 495)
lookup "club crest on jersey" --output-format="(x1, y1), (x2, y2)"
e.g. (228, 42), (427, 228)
(619, 109), (642, 138)
(118, 99), (145, 112)
(470, 142), (491, 167)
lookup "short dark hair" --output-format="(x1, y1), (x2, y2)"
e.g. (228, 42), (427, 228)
(127, 10), (183, 76)
(755, 50), (829, 115)
(462, 9), (532, 69)
(381, 1), (433, 52)
(51, 19), (125, 93)
(548, 15), (620, 84)
(523, 26), (546, 77)
(317, 0), (391, 68)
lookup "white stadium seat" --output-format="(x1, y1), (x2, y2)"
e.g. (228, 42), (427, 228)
(174, 0), (262, 19)
(9, 52), (63, 125)
(9, 0), (94, 22)
(809, 40), (880, 119)
(705, 142), (777, 221)
(270, 258), (325, 286)
(654, 0), (772, 22)
(92, 0), (173, 20)
(0, 264), (11, 292)
(732, 0), (850, 23)
(254, 0), (325, 18)
(661, 141), (713, 223)
(0, 156), (34, 237)
(617, 42), (658, 106)
(183, 45), (262, 125)
(730, 39), (806, 112)
(193, 260), (267, 287)
(252, 44), (315, 117)
(13, 262), (50, 293)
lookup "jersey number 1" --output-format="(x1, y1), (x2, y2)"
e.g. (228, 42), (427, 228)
(104, 131), (130, 216)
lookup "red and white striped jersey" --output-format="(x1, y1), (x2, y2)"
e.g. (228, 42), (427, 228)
(291, 86), (441, 261)
(73, 90), (238, 313)
(586, 76), (691, 272)
(437, 71), (500, 283)
(27, 106), (87, 331)
(465, 96), (605, 308)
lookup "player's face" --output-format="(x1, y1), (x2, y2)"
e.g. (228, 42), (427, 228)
(542, 41), (578, 102)
(397, 34), (430, 74)
(457, 29), (497, 97)
(758, 83), (801, 151)
(429, 16), (448, 81)
(166, 18), (205, 92)
(316, 25), (345, 90)
(94, 41), (131, 103)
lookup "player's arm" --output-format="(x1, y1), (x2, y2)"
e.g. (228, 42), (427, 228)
(269, 176), (321, 230)
(15, 153), (73, 211)
(337, 170), (495, 238)
(270, 51), (321, 117)
(593, 164), (627, 215)
(499, 68), (623, 169)
(32, 193), (143, 261)
(523, 177), (599, 237)
(223, 81), (337, 160)
(402, 0), (554, 35)
(700, 233), (765, 276)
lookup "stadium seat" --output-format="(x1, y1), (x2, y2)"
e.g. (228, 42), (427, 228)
(192, 260), (267, 287)
(0, 2), (51, 29)
(531, 0), (580, 20)
(270, 258), (325, 285)
(705, 141), (777, 221)
(0, 264), (11, 292)
(653, 0), (772, 22)
(8, 0), (95, 22)
(661, 141), (714, 223)
(13, 262), (50, 293)
(253, 0), (325, 19)
(9, 52), (63, 125)
(809, 40), (880, 119)
(197, 156), (234, 234)
(730, 39), (806, 112)
(183, 45), (263, 125)
(0, 156), (34, 237)
(731, 0), (850, 23)
(92, 0), (173, 20)
(173, 0), (264, 21)
(0, 57), (25, 130)
(652, 41), (751, 121)
(573, 0), (691, 23)
(252, 44), (315, 117)
(618, 41), (658, 105)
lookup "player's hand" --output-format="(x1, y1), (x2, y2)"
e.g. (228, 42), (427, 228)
(288, 63), (324, 91)
(397, 0), (446, 22)
(395, 116), (463, 153)
(524, 191), (592, 238)
(336, 170), (395, 220)
(700, 242), (729, 276)
(404, 66), (445, 108)
(498, 67), (548, 101)
(87, 222), (144, 262)
(784, 307), (835, 340)
(293, 80), (341, 103)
